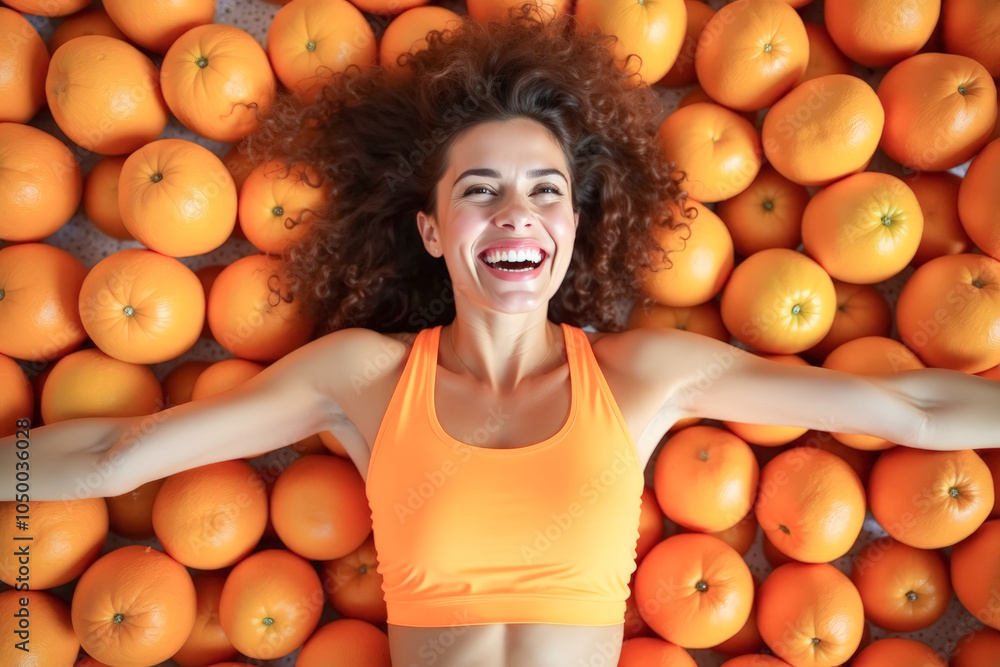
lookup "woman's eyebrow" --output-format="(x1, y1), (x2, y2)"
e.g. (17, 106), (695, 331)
(453, 168), (568, 187)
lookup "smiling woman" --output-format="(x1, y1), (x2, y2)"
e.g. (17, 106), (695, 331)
(4, 2), (1000, 667)
(244, 5), (689, 338)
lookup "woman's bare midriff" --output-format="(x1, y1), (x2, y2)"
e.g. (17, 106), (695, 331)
(387, 621), (625, 667)
(332, 326), (662, 667)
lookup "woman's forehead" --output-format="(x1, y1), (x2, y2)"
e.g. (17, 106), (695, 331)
(444, 119), (570, 181)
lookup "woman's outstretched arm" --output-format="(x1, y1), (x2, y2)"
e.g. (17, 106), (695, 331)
(631, 328), (1000, 452)
(0, 329), (371, 502)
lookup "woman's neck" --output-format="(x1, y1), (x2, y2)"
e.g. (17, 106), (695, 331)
(444, 315), (559, 393)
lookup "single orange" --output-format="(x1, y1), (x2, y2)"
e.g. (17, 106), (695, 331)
(218, 548), (324, 659)
(574, 0), (686, 86)
(636, 484), (666, 563)
(41, 348), (163, 424)
(106, 478), (164, 540)
(942, 0), (1000, 77)
(47, 7), (128, 54)
(825, 0), (940, 68)
(820, 336), (925, 450)
(724, 354), (812, 446)
(624, 576), (655, 640)
(238, 161), (326, 255)
(196, 264), (227, 339)
(297, 618), (392, 667)
(628, 300), (729, 343)
(762, 74), (884, 187)
(83, 156), (132, 240)
(380, 6), (464, 75)
(757, 562), (865, 667)
(654, 425), (758, 532)
(103, 0), (215, 53)
(850, 536), (951, 632)
(657, 0), (715, 88)
(634, 533), (753, 648)
(466, 0), (569, 23)
(716, 164), (809, 258)
(0, 123), (82, 242)
(638, 200), (734, 308)
(46, 35), (170, 155)
(292, 433), (328, 456)
(321, 532), (387, 624)
(958, 137), (1000, 261)
(0, 8), (49, 123)
(172, 572), (238, 667)
(704, 510), (758, 557)
(3, 0), (88, 16)
(71, 545), (197, 667)
(951, 519), (1000, 630)
(266, 0), (377, 103)
(801, 171), (923, 284)
(222, 142), (256, 194)
(896, 253), (1000, 372)
(152, 460), (269, 570)
(0, 353), (32, 438)
(677, 85), (757, 125)
(799, 22), (851, 84)
(755, 446), (866, 563)
(878, 53), (997, 171)
(983, 450), (1000, 519)
(951, 627), (1000, 667)
(868, 447), (994, 549)
(720, 248), (836, 354)
(992, 87), (1000, 141)
(30, 364), (52, 426)
(0, 498), (107, 589)
(657, 102), (762, 203)
(190, 358), (266, 401)
(903, 171), (971, 266)
(74, 655), (116, 667)
(206, 253), (314, 362)
(720, 656), (793, 666)
(118, 138), (238, 257)
(162, 359), (211, 407)
(270, 454), (372, 560)
(161, 24), (277, 142)
(695, 0), (808, 112)
(849, 620), (874, 663)
(802, 279), (892, 363)
(0, 590), (78, 665)
(617, 636), (696, 667)
(851, 637), (947, 667)
(979, 365), (1000, 381)
(352, 0), (430, 12)
(78, 248), (205, 364)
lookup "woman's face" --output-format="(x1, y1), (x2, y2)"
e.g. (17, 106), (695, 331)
(417, 117), (580, 315)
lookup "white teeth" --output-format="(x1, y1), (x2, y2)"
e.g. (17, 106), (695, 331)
(483, 248), (543, 265)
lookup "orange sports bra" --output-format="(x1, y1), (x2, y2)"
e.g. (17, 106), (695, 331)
(365, 323), (644, 627)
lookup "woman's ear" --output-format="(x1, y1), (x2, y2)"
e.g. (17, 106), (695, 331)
(416, 210), (441, 256)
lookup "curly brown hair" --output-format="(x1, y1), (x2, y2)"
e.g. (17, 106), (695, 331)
(244, 4), (690, 337)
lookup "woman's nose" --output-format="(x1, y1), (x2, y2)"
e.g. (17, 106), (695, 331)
(494, 196), (533, 230)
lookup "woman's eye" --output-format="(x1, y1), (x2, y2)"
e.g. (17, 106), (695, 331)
(462, 185), (563, 197)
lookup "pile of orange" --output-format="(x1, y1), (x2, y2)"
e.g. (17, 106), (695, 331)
(1, 0), (998, 666)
